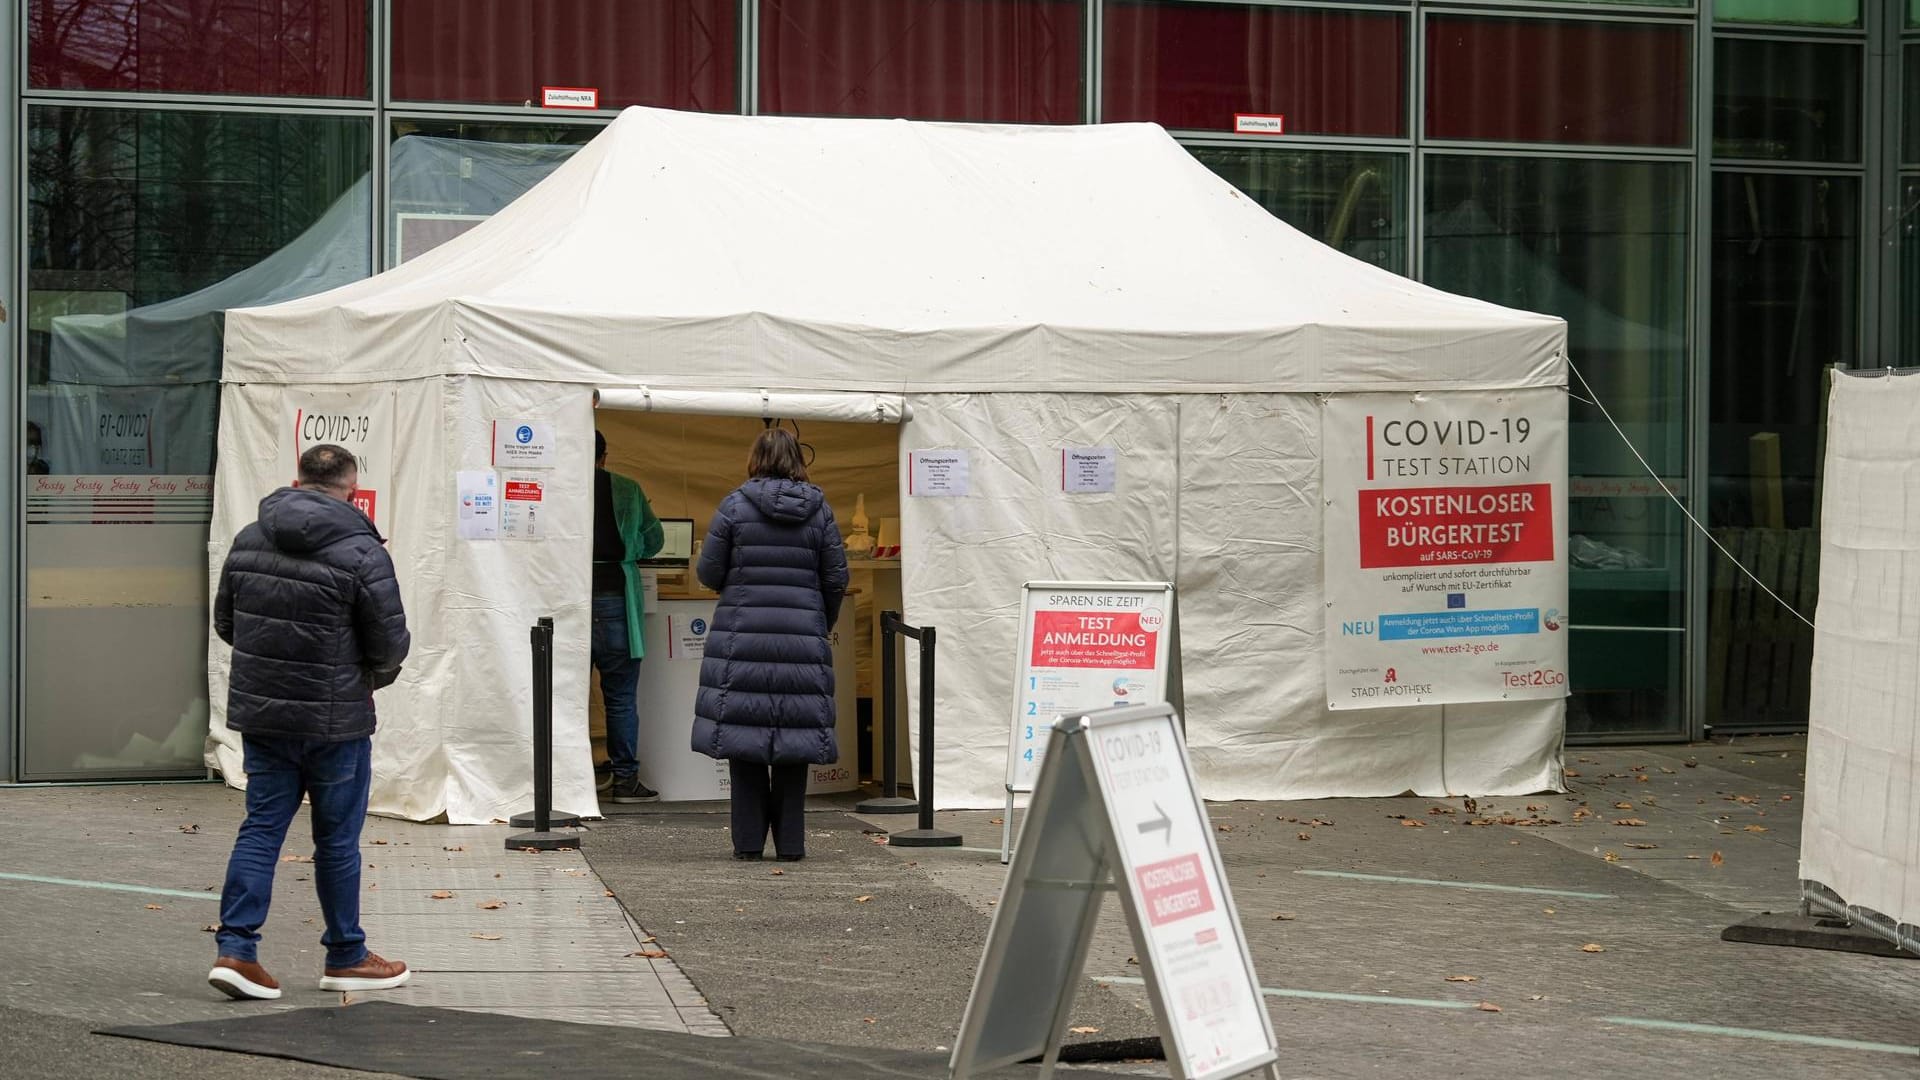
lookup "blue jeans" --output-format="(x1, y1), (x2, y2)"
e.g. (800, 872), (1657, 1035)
(593, 592), (642, 779)
(217, 735), (372, 969)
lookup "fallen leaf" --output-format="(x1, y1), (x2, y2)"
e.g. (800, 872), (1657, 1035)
(1564, 769), (1581, 777)
(863, 1018), (878, 1025)
(1542, 908), (1556, 915)
(1272, 913), (1297, 921)
(1685, 855), (1701, 860)
(1581, 944), (1606, 954)
(855, 895), (874, 903)
(478, 899), (506, 910)
(1400, 819), (1426, 828)
(1659, 767), (1675, 775)
(604, 890), (615, 898)
(628, 949), (669, 959)
(1126, 955), (1139, 965)
(1526, 804), (1546, 812)
(1445, 975), (1479, 983)
(470, 933), (503, 941)
(520, 847), (540, 854)
(1625, 842), (1659, 850)
(771, 869), (785, 876)
(1683, 759), (1698, 768)
(1602, 851), (1620, 862)
(341, 992), (354, 1006)
(1733, 795), (1757, 805)
(1637, 776), (1650, 784)
(1710, 851), (1725, 868)
(1428, 806), (1455, 816)
(1216, 823), (1235, 833)
(370, 839), (389, 846)
(1614, 802), (1635, 810)
(429, 890), (454, 900)
(1476, 1002), (1503, 1013)
(869, 836), (888, 846)
(281, 854), (313, 864)
(1069, 1026), (1101, 1035)
(443, 846), (466, 852)
(1631, 765), (1647, 772)
(989, 818), (1004, 825)
(640, 936), (657, 944)
(145, 903), (164, 911)
(201, 924), (218, 933)
(1744, 825), (1769, 834)
(1310, 818), (1335, 827)
(1297, 832), (1312, 841)
(1613, 819), (1647, 827)
(1781, 794), (1794, 802)
(178, 824), (199, 834)
(1463, 797), (1479, 813)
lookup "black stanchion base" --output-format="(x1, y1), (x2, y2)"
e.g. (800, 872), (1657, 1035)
(853, 796), (920, 815)
(506, 831), (581, 852)
(510, 812), (583, 829)
(886, 828), (963, 848)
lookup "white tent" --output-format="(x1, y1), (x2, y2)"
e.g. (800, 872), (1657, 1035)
(211, 107), (1569, 823)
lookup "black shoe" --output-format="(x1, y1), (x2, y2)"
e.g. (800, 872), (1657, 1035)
(776, 853), (805, 862)
(733, 851), (762, 861)
(610, 776), (659, 804)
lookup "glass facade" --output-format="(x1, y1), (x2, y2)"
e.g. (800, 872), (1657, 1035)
(23, 107), (370, 777)
(6, 1), (1913, 776)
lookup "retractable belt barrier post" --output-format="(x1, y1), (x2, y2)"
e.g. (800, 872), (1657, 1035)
(881, 612), (961, 849)
(508, 617), (579, 851)
(855, 608), (918, 815)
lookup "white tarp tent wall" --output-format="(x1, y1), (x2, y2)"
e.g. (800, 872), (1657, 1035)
(1800, 370), (1920, 953)
(210, 107), (1569, 823)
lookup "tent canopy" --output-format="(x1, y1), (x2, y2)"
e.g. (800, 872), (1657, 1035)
(227, 107), (1563, 393)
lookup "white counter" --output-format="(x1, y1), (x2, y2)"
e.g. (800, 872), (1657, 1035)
(634, 598), (859, 801)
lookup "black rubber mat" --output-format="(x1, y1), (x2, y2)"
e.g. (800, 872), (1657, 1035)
(97, 1001), (1085, 1079)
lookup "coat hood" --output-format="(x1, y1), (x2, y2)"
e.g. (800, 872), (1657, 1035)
(259, 487), (380, 554)
(741, 478), (824, 523)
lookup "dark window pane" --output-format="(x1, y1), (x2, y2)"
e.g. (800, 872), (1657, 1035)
(29, 0), (368, 97)
(1426, 16), (1690, 148)
(760, 0), (1081, 123)
(1715, 38), (1861, 163)
(24, 107), (371, 778)
(389, 120), (599, 264)
(1707, 172), (1859, 731)
(1188, 147), (1406, 275)
(1103, 1), (1404, 137)
(1424, 156), (1690, 738)
(391, 0), (737, 112)
(1907, 45), (1920, 164)
(1905, 176), (1920, 363)
(1716, 0), (1861, 27)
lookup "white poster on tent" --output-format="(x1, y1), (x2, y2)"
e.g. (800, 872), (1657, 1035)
(285, 389), (396, 534)
(1322, 390), (1568, 708)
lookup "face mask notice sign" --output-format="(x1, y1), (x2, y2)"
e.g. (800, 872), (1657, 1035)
(950, 704), (1278, 1080)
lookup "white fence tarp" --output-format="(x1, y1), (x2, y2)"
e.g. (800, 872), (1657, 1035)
(1801, 369), (1920, 951)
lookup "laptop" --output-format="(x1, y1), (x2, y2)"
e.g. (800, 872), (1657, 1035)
(637, 518), (695, 568)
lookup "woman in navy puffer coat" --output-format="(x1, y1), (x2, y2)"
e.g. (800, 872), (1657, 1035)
(693, 428), (850, 861)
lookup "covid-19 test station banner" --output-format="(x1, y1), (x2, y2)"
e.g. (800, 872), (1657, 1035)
(1322, 390), (1568, 709)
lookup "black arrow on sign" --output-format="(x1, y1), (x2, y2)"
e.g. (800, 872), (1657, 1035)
(1137, 802), (1172, 843)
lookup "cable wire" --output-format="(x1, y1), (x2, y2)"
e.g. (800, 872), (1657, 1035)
(1566, 359), (1816, 632)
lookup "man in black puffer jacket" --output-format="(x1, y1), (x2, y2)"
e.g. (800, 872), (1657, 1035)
(206, 444), (413, 1002)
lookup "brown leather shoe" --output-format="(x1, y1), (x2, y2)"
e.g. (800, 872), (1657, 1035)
(319, 952), (411, 992)
(208, 956), (282, 1000)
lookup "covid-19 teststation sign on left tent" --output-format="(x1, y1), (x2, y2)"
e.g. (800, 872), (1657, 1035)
(1322, 390), (1568, 709)
(285, 389), (395, 535)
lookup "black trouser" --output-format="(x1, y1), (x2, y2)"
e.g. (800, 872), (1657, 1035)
(728, 760), (809, 857)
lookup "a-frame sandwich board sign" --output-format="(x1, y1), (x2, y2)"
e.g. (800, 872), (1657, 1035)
(951, 702), (1278, 1080)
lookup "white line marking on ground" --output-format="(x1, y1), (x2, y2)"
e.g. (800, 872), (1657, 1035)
(1598, 1017), (1919, 1056)
(1095, 975), (1474, 1010)
(1295, 869), (1614, 900)
(0, 871), (219, 901)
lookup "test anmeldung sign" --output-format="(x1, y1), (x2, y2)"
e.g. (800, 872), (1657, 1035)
(1322, 390), (1568, 708)
(1007, 581), (1173, 795)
